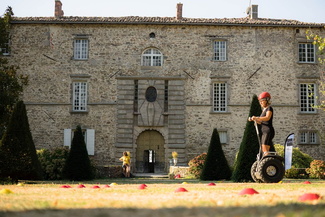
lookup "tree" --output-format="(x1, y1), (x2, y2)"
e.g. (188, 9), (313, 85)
(0, 101), (43, 181)
(232, 95), (262, 182)
(0, 7), (28, 138)
(62, 125), (94, 181)
(200, 128), (232, 180)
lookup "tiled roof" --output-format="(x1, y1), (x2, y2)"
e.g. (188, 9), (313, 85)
(11, 16), (325, 27)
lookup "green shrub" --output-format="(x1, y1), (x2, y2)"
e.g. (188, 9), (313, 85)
(62, 125), (94, 181)
(200, 128), (232, 180)
(274, 144), (313, 178)
(0, 101), (43, 181)
(188, 153), (207, 179)
(37, 147), (69, 180)
(232, 94), (261, 182)
(306, 160), (325, 179)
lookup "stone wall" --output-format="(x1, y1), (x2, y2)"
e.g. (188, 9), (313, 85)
(7, 21), (325, 170)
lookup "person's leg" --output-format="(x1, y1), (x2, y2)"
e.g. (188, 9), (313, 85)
(261, 133), (271, 156)
(126, 165), (130, 177)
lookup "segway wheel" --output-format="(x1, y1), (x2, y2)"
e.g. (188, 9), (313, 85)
(250, 161), (262, 183)
(256, 157), (285, 183)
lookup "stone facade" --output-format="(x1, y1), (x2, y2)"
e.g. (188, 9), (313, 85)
(5, 2), (325, 173)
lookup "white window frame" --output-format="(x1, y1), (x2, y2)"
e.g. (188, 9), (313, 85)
(298, 43), (315, 63)
(64, 129), (95, 155)
(299, 131), (319, 145)
(74, 38), (89, 60)
(213, 82), (227, 112)
(299, 83), (316, 113)
(213, 40), (227, 61)
(141, 48), (163, 66)
(73, 82), (88, 112)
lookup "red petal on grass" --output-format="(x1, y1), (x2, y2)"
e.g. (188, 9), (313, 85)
(298, 193), (320, 201)
(103, 185), (110, 188)
(207, 183), (216, 186)
(303, 181), (311, 184)
(175, 187), (188, 192)
(91, 185), (100, 189)
(60, 185), (71, 188)
(239, 188), (259, 195)
(77, 184), (86, 188)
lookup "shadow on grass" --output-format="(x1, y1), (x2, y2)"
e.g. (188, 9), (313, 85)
(1, 204), (325, 217)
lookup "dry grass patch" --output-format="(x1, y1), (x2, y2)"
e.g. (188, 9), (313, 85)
(0, 179), (324, 217)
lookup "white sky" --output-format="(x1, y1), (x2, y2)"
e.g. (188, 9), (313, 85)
(0, 0), (325, 23)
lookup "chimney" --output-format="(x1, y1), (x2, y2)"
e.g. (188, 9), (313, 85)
(247, 4), (258, 19)
(176, 3), (183, 20)
(55, 0), (64, 18)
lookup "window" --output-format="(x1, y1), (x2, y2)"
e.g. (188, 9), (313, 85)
(73, 82), (88, 112)
(219, 131), (228, 144)
(213, 41), (227, 61)
(64, 129), (95, 155)
(298, 43), (315, 63)
(299, 131), (319, 145)
(213, 82), (227, 112)
(74, 39), (89, 60)
(299, 83), (316, 113)
(141, 48), (163, 66)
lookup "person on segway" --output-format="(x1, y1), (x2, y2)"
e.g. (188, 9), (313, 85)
(249, 92), (275, 156)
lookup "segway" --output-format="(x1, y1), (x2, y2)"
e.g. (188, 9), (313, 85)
(250, 119), (285, 183)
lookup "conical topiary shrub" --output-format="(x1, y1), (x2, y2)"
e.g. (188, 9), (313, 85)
(62, 125), (94, 181)
(0, 100), (43, 181)
(200, 128), (232, 180)
(232, 94), (262, 182)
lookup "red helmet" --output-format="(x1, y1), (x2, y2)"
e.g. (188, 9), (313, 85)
(258, 92), (271, 100)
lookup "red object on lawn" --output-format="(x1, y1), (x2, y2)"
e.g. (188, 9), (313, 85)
(175, 174), (181, 179)
(103, 184), (110, 188)
(60, 185), (71, 188)
(138, 184), (147, 189)
(91, 185), (100, 189)
(77, 184), (86, 188)
(303, 181), (311, 184)
(239, 188), (259, 195)
(298, 193), (320, 201)
(207, 183), (216, 186)
(175, 187), (188, 192)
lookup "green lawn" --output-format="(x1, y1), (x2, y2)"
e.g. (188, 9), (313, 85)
(0, 178), (324, 217)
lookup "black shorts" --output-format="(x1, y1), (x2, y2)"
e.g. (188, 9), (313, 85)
(260, 127), (275, 146)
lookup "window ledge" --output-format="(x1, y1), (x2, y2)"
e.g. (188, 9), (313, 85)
(140, 66), (162, 70)
(297, 112), (318, 115)
(70, 110), (89, 114)
(210, 111), (231, 114)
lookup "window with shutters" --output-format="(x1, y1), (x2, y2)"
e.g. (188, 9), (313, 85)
(63, 129), (95, 155)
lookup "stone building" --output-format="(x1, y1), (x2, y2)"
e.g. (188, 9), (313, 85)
(4, 0), (325, 173)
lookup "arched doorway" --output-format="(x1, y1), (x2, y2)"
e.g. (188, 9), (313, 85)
(136, 130), (165, 173)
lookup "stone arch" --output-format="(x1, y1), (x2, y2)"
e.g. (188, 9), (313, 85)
(135, 129), (165, 173)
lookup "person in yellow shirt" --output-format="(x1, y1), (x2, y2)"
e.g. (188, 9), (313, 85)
(119, 151), (131, 177)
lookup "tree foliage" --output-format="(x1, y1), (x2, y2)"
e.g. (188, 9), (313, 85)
(62, 125), (94, 181)
(0, 7), (28, 138)
(200, 128), (232, 181)
(0, 101), (43, 181)
(232, 95), (262, 182)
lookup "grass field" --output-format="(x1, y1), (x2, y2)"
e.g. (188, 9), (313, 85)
(0, 178), (324, 217)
